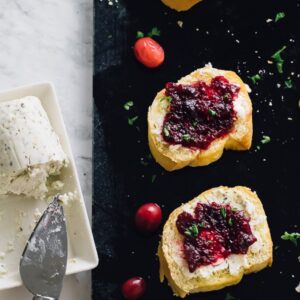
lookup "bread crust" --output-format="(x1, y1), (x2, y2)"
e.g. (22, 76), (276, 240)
(161, 0), (202, 12)
(148, 65), (253, 171)
(158, 186), (273, 298)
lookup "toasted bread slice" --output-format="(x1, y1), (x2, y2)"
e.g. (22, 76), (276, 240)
(148, 65), (253, 171)
(161, 0), (202, 12)
(158, 186), (273, 298)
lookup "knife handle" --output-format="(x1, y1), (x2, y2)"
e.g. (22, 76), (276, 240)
(33, 296), (57, 300)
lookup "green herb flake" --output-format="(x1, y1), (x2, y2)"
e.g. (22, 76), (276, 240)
(220, 207), (227, 218)
(225, 293), (236, 300)
(249, 74), (261, 84)
(261, 135), (271, 144)
(160, 96), (172, 103)
(136, 31), (144, 38)
(232, 207), (238, 212)
(182, 134), (191, 142)
(148, 27), (161, 37)
(223, 93), (230, 101)
(277, 62), (284, 73)
(228, 218), (233, 226)
(275, 12), (285, 22)
(128, 116), (138, 125)
(281, 231), (300, 246)
(192, 120), (198, 127)
(271, 46), (287, 73)
(284, 79), (293, 89)
(199, 221), (205, 228)
(184, 230), (192, 237)
(124, 101), (134, 110)
(185, 224), (199, 237)
(151, 174), (157, 183)
(163, 126), (170, 137)
(208, 108), (217, 117)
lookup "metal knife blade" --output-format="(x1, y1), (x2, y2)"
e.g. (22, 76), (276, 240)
(20, 196), (68, 300)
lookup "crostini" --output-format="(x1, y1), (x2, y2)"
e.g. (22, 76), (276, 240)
(148, 64), (253, 171)
(158, 186), (273, 298)
(161, 0), (202, 12)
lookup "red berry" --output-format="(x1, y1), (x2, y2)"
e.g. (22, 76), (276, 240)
(121, 277), (146, 300)
(133, 37), (165, 68)
(135, 203), (162, 233)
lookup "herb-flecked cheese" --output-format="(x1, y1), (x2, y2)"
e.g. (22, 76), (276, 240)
(0, 96), (68, 198)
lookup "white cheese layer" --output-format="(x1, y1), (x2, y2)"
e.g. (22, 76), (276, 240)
(0, 96), (67, 198)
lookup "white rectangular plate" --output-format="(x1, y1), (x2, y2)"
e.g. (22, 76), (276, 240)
(0, 82), (98, 290)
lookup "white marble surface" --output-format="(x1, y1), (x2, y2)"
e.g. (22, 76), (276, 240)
(0, 0), (94, 299)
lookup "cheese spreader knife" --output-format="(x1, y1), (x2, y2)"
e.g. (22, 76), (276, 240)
(20, 196), (68, 300)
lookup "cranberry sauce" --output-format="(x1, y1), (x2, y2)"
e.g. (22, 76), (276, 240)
(162, 76), (240, 149)
(176, 202), (256, 272)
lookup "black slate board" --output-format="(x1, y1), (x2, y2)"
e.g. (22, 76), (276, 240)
(93, 0), (300, 299)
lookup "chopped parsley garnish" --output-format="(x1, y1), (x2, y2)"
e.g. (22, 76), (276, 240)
(124, 101), (134, 110)
(163, 126), (170, 137)
(261, 135), (271, 144)
(136, 31), (144, 38)
(232, 207), (238, 212)
(148, 27), (161, 37)
(281, 232), (300, 246)
(228, 218), (233, 226)
(128, 116), (138, 125)
(271, 46), (287, 73)
(208, 109), (217, 117)
(225, 293), (236, 300)
(185, 224), (199, 237)
(284, 79), (293, 89)
(160, 96), (172, 102)
(151, 174), (157, 183)
(182, 134), (191, 141)
(199, 221), (205, 228)
(275, 12), (285, 22)
(249, 74), (261, 84)
(220, 207), (227, 218)
(223, 93), (230, 100)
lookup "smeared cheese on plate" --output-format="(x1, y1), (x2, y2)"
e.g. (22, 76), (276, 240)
(0, 96), (68, 199)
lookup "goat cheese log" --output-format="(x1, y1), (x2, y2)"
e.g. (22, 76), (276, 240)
(0, 96), (67, 198)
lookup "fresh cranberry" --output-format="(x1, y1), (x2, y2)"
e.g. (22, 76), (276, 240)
(162, 76), (240, 149)
(121, 277), (146, 300)
(135, 203), (162, 233)
(133, 37), (164, 68)
(176, 202), (257, 272)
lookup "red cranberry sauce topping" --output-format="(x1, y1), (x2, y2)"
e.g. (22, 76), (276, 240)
(162, 76), (240, 149)
(176, 202), (257, 272)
